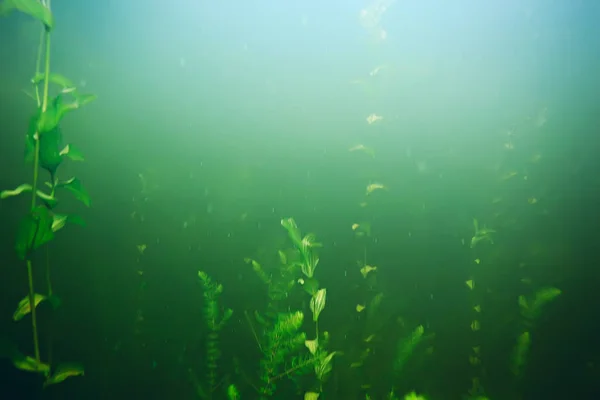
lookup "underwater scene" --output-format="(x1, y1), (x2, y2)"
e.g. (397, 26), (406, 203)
(0, 0), (599, 399)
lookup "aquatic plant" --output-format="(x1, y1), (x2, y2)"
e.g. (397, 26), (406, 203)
(0, 0), (95, 385)
(194, 271), (233, 399)
(243, 255), (301, 394)
(256, 310), (307, 397)
(226, 384), (240, 400)
(465, 275), (485, 398)
(394, 325), (425, 374)
(518, 286), (561, 323)
(510, 286), (561, 379)
(470, 218), (496, 248)
(280, 218), (338, 395)
(280, 218), (322, 279)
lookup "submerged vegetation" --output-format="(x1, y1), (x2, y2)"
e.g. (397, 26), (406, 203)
(1, 0), (95, 389)
(0, 0), (581, 399)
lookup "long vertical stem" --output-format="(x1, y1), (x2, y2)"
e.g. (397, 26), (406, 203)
(26, 260), (40, 362)
(26, 28), (52, 365)
(45, 247), (52, 296)
(34, 28), (44, 107)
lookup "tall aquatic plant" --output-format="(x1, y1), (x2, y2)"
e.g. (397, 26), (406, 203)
(193, 271), (233, 399)
(243, 256), (310, 398)
(281, 218), (337, 397)
(511, 286), (561, 378)
(0, 0), (94, 386)
(257, 311), (306, 397)
(242, 219), (337, 398)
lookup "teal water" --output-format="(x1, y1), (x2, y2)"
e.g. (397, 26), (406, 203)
(0, 0), (599, 399)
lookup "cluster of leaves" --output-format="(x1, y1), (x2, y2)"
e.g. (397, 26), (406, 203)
(258, 311), (306, 397)
(244, 256), (298, 320)
(0, 0), (95, 388)
(196, 271), (233, 399)
(280, 218), (338, 396)
(1, 21), (94, 264)
(280, 218), (322, 280)
(510, 286), (561, 379)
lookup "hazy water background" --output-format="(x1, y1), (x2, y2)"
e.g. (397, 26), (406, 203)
(1, 0), (600, 398)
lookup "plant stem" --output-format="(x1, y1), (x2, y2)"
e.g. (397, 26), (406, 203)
(26, 27), (52, 365)
(244, 310), (263, 352)
(41, 31), (51, 114)
(27, 260), (40, 362)
(269, 357), (316, 383)
(45, 246), (52, 296)
(34, 28), (44, 107)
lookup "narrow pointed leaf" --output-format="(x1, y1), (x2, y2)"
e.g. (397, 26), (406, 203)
(56, 178), (91, 207)
(281, 217), (302, 247)
(43, 363), (84, 388)
(59, 144), (85, 161)
(51, 213), (85, 233)
(310, 289), (327, 322)
(13, 293), (46, 321)
(75, 93), (97, 107)
(38, 124), (63, 173)
(1, 184), (33, 199)
(0, 0), (54, 30)
(12, 353), (50, 375)
(36, 190), (57, 208)
(15, 206), (55, 260)
(31, 73), (74, 90)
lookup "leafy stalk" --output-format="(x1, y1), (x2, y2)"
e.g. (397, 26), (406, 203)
(25, 12), (52, 365)
(1, 0), (94, 384)
(258, 311), (306, 397)
(197, 271), (233, 399)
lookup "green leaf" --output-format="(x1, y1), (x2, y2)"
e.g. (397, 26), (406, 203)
(1, 184), (57, 208)
(31, 72), (74, 90)
(59, 144), (85, 161)
(12, 353), (50, 375)
(310, 289), (327, 322)
(37, 93), (96, 134)
(281, 217), (303, 248)
(227, 384), (240, 400)
(315, 351), (337, 382)
(37, 95), (65, 133)
(0, 0), (54, 31)
(24, 114), (38, 163)
(13, 293), (46, 321)
(38, 124), (63, 174)
(15, 205), (55, 260)
(74, 92), (97, 106)
(36, 190), (58, 208)
(52, 213), (85, 233)
(300, 277), (319, 296)
(1, 184), (33, 199)
(394, 325), (425, 374)
(56, 178), (90, 207)
(43, 363), (84, 388)
(51, 214), (68, 232)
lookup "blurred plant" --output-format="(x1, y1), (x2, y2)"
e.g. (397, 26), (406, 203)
(226, 384), (240, 400)
(511, 286), (561, 379)
(0, 0), (95, 387)
(191, 271), (233, 399)
(256, 311), (307, 397)
(243, 255), (310, 398)
(394, 325), (425, 374)
(281, 218), (338, 395)
(470, 218), (496, 248)
(281, 218), (322, 279)
(518, 287), (561, 323)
